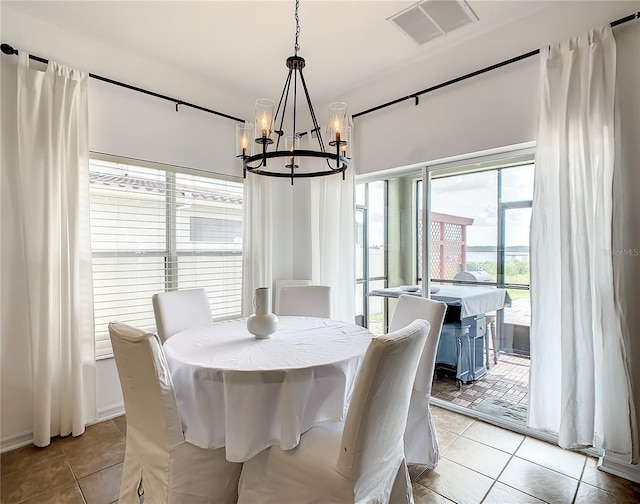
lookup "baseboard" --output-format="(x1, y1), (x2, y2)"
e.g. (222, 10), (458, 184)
(598, 451), (640, 484)
(1, 403), (125, 454)
(95, 402), (125, 423)
(0, 430), (34, 453)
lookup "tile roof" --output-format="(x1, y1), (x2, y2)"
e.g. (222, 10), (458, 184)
(89, 172), (243, 205)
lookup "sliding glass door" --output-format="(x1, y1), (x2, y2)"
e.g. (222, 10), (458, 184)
(355, 181), (387, 332)
(355, 148), (535, 428)
(497, 166), (533, 354)
(425, 155), (533, 426)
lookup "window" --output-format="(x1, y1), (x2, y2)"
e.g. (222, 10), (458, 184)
(428, 162), (533, 323)
(90, 157), (243, 358)
(428, 157), (533, 355)
(356, 151), (533, 342)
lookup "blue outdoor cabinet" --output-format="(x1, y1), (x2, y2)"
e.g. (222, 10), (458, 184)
(435, 307), (487, 388)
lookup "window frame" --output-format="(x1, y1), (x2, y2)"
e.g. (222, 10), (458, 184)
(89, 153), (244, 359)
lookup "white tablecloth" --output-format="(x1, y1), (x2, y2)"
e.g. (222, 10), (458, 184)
(163, 316), (373, 462)
(369, 285), (510, 319)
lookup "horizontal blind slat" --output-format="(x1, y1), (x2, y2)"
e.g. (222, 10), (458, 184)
(90, 158), (244, 358)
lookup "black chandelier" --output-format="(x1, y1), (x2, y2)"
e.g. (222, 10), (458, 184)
(236, 0), (350, 185)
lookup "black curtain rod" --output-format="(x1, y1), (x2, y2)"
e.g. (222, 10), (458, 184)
(0, 43), (245, 124)
(353, 11), (639, 119)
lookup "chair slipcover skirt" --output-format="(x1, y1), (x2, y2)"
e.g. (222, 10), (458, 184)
(109, 322), (241, 504)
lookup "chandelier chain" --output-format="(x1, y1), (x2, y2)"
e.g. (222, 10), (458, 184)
(294, 0), (300, 55)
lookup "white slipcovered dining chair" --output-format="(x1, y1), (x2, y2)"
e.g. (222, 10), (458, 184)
(237, 319), (430, 504)
(152, 288), (212, 343)
(276, 285), (332, 318)
(109, 322), (242, 504)
(274, 279), (312, 313)
(389, 294), (447, 467)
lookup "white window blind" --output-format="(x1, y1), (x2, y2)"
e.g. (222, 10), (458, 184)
(89, 158), (243, 358)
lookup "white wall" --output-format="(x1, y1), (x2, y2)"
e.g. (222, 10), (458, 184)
(353, 57), (538, 174)
(0, 5), (249, 449)
(89, 78), (238, 176)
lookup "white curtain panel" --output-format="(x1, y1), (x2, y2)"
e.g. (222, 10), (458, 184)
(16, 53), (96, 446)
(243, 128), (355, 322)
(529, 26), (636, 458)
(309, 140), (355, 323)
(242, 173), (274, 316)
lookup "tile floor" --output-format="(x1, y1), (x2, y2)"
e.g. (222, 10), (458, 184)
(2, 407), (639, 504)
(432, 354), (530, 423)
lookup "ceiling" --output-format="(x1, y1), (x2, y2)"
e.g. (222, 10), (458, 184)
(4, 1), (637, 112)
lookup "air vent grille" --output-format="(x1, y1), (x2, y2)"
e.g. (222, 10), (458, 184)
(388, 0), (478, 45)
(390, 6), (442, 45)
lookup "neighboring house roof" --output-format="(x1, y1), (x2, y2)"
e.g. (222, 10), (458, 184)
(89, 172), (243, 205)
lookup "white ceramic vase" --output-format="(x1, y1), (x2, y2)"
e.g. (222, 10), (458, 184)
(247, 287), (278, 339)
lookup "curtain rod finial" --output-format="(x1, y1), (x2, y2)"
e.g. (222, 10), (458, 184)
(1, 43), (18, 56)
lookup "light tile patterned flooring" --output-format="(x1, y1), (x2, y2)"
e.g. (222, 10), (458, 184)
(2, 408), (640, 503)
(432, 353), (530, 419)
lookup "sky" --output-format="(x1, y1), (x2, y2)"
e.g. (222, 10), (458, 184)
(363, 163), (534, 249)
(431, 164), (533, 247)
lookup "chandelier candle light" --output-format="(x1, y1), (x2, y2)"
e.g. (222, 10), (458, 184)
(236, 0), (350, 185)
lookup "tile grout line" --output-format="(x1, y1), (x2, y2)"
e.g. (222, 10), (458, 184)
(478, 433), (531, 504)
(60, 436), (89, 504)
(489, 437), (592, 504)
(570, 457), (588, 504)
(412, 421), (468, 502)
(459, 426), (523, 455)
(424, 418), (530, 503)
(0, 451), (66, 479)
(59, 418), (125, 504)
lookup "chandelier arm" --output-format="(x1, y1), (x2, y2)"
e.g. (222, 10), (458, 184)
(298, 69), (325, 153)
(292, 70), (299, 182)
(244, 158), (270, 171)
(293, 68), (298, 140)
(274, 69), (293, 151)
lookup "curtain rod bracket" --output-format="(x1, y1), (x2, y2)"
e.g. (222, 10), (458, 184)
(413, 95), (419, 106)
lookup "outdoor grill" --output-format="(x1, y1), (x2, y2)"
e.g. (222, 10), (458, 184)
(453, 270), (492, 283)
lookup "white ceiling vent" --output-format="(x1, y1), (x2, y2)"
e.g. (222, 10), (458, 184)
(388, 0), (478, 45)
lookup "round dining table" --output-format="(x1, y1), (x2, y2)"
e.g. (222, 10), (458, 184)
(163, 316), (373, 462)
